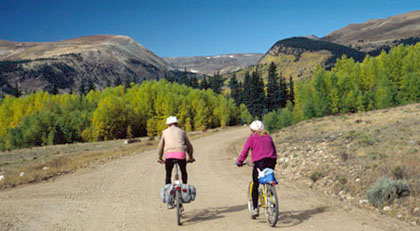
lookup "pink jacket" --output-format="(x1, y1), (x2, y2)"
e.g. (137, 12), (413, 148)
(237, 133), (277, 163)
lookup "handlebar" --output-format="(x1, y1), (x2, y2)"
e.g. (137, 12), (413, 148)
(236, 161), (253, 167)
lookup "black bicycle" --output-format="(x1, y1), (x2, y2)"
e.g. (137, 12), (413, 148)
(159, 159), (194, 226)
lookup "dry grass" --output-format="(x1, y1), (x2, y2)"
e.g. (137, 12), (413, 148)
(0, 139), (158, 189)
(228, 103), (420, 224)
(0, 126), (230, 190)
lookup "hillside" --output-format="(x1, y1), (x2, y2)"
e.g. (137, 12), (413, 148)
(164, 53), (263, 75)
(0, 35), (171, 94)
(228, 103), (420, 225)
(228, 37), (366, 81)
(323, 10), (420, 52)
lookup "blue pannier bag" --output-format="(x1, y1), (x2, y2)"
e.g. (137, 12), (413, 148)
(258, 168), (278, 185)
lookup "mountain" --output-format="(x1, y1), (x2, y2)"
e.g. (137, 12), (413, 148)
(164, 53), (263, 75)
(229, 37), (366, 81)
(323, 10), (420, 52)
(0, 35), (171, 94)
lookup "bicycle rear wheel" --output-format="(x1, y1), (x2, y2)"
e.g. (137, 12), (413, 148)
(264, 185), (279, 227)
(176, 190), (181, 225)
(247, 181), (255, 219)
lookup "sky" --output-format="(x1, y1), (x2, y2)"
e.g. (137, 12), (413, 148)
(0, 0), (419, 57)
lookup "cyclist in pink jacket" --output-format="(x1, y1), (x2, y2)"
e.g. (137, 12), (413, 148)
(236, 120), (277, 217)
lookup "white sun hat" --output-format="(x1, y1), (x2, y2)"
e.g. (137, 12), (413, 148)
(166, 116), (178, 125)
(250, 120), (264, 131)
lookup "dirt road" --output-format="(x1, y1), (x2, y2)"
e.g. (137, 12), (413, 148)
(0, 127), (416, 230)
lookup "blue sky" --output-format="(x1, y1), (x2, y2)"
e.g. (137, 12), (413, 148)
(0, 0), (419, 57)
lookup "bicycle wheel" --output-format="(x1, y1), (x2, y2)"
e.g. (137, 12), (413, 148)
(247, 181), (255, 219)
(176, 190), (182, 225)
(264, 185), (279, 227)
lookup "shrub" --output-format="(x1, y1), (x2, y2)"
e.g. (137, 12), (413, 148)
(309, 170), (325, 182)
(366, 177), (411, 208)
(391, 166), (404, 179)
(335, 175), (347, 185)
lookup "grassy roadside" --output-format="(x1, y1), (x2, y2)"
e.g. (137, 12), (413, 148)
(0, 126), (232, 190)
(229, 103), (420, 225)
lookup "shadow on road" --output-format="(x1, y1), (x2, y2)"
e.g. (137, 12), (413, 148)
(272, 206), (329, 228)
(181, 204), (247, 225)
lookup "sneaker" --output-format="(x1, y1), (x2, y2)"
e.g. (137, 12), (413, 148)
(167, 203), (174, 209)
(251, 208), (259, 218)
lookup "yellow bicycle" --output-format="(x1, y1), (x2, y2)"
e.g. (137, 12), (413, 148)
(247, 176), (279, 226)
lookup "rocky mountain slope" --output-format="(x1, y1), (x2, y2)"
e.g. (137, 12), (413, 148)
(164, 53), (263, 75)
(323, 10), (420, 52)
(0, 35), (171, 94)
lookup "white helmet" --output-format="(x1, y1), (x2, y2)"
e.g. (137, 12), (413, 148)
(250, 120), (264, 131)
(166, 116), (178, 125)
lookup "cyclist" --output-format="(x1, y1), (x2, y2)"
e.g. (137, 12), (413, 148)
(158, 115), (194, 182)
(236, 120), (277, 218)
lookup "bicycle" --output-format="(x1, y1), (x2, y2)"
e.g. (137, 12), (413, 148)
(243, 162), (279, 227)
(159, 159), (195, 226)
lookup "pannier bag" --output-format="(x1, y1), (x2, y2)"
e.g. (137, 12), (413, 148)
(258, 168), (278, 185)
(161, 184), (175, 204)
(180, 184), (196, 203)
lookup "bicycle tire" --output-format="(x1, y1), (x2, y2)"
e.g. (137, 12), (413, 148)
(247, 181), (255, 219)
(264, 185), (279, 227)
(176, 190), (181, 225)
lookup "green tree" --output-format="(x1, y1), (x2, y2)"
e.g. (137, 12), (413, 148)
(200, 77), (209, 90)
(91, 95), (130, 140)
(242, 71), (252, 109)
(87, 79), (95, 93)
(210, 71), (224, 94)
(399, 72), (420, 103)
(311, 69), (330, 117)
(266, 62), (281, 112)
(114, 76), (122, 87)
(229, 73), (242, 106)
(248, 70), (265, 118)
(79, 79), (86, 95)
(288, 76), (295, 104)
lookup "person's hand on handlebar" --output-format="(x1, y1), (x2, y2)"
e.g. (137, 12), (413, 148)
(236, 160), (244, 167)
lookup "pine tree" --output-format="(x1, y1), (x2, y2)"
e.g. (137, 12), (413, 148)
(248, 70), (265, 118)
(114, 76), (122, 87)
(181, 68), (189, 86)
(229, 73), (241, 105)
(242, 71), (252, 109)
(266, 62), (281, 112)
(200, 77), (209, 89)
(79, 79), (86, 95)
(210, 71), (224, 94)
(106, 79), (112, 88)
(279, 73), (288, 108)
(87, 79), (95, 92)
(51, 84), (59, 95)
(12, 82), (21, 97)
(124, 77), (131, 89)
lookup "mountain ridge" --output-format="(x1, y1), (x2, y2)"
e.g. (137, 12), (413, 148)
(0, 35), (171, 94)
(164, 53), (264, 75)
(322, 10), (420, 52)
